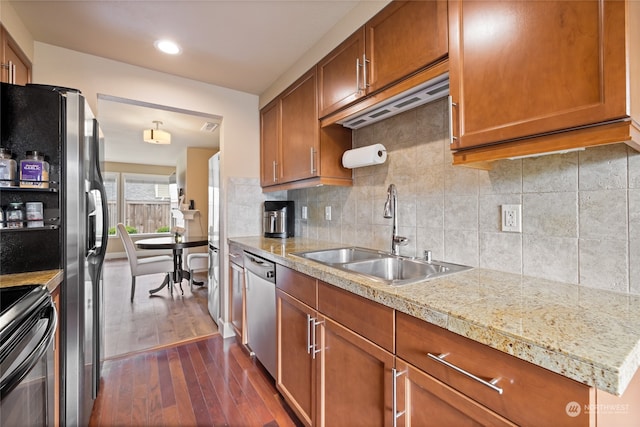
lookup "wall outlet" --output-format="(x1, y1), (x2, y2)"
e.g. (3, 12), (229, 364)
(301, 205), (308, 220)
(501, 204), (522, 233)
(325, 206), (332, 221)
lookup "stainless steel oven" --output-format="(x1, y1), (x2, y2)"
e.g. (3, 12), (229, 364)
(0, 285), (57, 427)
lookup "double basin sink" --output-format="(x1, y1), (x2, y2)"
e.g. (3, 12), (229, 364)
(292, 247), (471, 286)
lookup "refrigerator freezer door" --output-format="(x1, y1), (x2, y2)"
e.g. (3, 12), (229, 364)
(64, 92), (105, 425)
(208, 245), (220, 322)
(207, 154), (220, 321)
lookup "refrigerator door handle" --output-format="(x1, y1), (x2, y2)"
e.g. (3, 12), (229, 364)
(87, 119), (109, 262)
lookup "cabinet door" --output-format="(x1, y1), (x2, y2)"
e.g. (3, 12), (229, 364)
(449, 0), (627, 149)
(276, 290), (315, 427)
(317, 316), (394, 427)
(260, 99), (280, 186)
(395, 359), (516, 427)
(0, 26), (31, 85)
(366, 0), (448, 93)
(280, 68), (319, 183)
(318, 28), (366, 118)
(229, 261), (245, 343)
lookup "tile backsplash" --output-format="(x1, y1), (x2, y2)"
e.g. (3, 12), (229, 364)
(289, 97), (640, 294)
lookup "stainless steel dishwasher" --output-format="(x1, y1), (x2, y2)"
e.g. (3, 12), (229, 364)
(243, 251), (276, 378)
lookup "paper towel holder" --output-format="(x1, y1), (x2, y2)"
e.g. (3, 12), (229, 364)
(342, 143), (387, 169)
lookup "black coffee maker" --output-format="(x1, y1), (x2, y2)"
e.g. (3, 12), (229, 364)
(263, 201), (294, 238)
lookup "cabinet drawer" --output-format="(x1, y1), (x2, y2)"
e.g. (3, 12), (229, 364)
(396, 312), (593, 426)
(276, 265), (317, 308)
(318, 281), (393, 353)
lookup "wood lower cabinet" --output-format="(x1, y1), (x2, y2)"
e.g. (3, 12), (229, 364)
(318, 1), (448, 119)
(318, 315), (394, 427)
(396, 311), (593, 426)
(449, 0), (640, 165)
(277, 290), (316, 426)
(394, 359), (516, 427)
(272, 263), (640, 426)
(0, 25), (31, 85)
(276, 267), (394, 426)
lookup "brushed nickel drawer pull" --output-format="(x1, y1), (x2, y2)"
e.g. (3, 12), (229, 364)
(362, 53), (370, 89)
(306, 314), (313, 355)
(427, 352), (503, 395)
(309, 147), (317, 174)
(392, 368), (406, 427)
(448, 96), (458, 144)
(311, 319), (324, 359)
(356, 58), (361, 93)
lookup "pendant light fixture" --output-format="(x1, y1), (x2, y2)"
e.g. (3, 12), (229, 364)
(143, 120), (171, 145)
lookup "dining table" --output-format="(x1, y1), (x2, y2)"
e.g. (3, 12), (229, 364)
(135, 235), (208, 296)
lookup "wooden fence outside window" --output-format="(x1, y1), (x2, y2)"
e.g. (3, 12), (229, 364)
(107, 200), (171, 234)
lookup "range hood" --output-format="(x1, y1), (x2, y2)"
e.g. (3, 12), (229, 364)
(337, 73), (449, 130)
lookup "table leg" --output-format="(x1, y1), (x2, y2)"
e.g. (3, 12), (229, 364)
(148, 273), (170, 295)
(175, 249), (184, 295)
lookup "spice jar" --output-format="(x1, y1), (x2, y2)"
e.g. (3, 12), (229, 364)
(26, 201), (44, 228)
(20, 151), (50, 188)
(0, 147), (17, 187)
(6, 202), (25, 228)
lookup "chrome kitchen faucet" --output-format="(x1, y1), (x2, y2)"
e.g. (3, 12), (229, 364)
(383, 184), (408, 255)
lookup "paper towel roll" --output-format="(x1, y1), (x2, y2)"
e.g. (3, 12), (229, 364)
(342, 144), (387, 168)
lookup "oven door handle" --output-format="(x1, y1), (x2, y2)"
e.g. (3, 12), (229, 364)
(0, 303), (57, 399)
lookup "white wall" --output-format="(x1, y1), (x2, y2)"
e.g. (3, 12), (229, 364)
(31, 42), (260, 335)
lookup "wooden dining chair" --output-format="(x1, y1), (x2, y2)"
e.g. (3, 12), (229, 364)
(117, 223), (175, 302)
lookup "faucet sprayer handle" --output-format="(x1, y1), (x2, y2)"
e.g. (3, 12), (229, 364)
(394, 236), (409, 246)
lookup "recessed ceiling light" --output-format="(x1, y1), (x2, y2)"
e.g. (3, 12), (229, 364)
(154, 39), (181, 55)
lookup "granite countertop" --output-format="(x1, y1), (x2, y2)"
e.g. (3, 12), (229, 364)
(0, 269), (63, 293)
(229, 236), (640, 397)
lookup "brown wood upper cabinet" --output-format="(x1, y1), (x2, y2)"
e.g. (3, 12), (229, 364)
(0, 25), (32, 85)
(318, 0), (448, 119)
(449, 0), (640, 167)
(260, 67), (352, 191)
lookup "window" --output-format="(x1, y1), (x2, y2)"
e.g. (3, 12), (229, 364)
(122, 173), (172, 234)
(104, 172), (118, 235)
(105, 171), (173, 235)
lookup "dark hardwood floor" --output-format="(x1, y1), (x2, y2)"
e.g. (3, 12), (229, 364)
(94, 258), (300, 426)
(89, 334), (299, 427)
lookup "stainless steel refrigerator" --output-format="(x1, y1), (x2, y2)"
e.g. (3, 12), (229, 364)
(0, 83), (108, 425)
(207, 153), (220, 322)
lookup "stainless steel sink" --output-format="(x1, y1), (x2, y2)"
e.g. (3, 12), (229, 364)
(292, 247), (471, 286)
(294, 247), (389, 265)
(341, 257), (471, 286)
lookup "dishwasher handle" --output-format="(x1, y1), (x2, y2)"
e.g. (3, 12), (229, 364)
(243, 252), (276, 283)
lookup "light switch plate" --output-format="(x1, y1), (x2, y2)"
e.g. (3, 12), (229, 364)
(501, 204), (522, 233)
(301, 206), (308, 220)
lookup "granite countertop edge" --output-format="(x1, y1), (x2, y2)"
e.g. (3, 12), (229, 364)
(229, 236), (640, 397)
(0, 269), (63, 293)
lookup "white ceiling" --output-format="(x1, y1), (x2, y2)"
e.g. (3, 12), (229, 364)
(8, 0), (364, 166)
